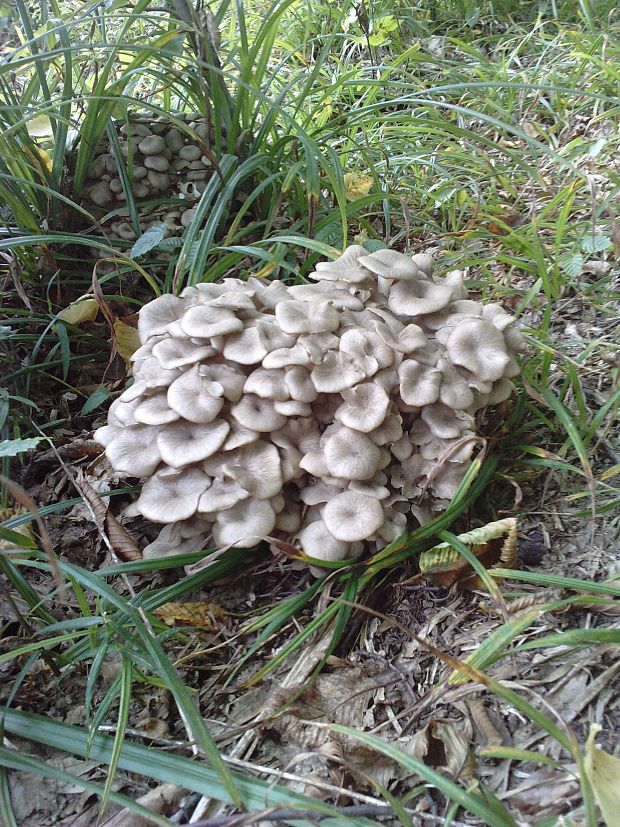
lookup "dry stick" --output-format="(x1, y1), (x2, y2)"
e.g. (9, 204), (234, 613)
(188, 804), (392, 827)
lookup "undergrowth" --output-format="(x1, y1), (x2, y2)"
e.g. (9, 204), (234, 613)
(0, 0), (619, 824)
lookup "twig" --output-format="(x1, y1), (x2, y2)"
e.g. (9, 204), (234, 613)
(188, 805), (392, 826)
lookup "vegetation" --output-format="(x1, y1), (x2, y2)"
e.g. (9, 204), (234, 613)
(1, 0), (619, 824)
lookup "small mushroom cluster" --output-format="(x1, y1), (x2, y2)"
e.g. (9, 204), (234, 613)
(82, 113), (213, 242)
(95, 246), (525, 564)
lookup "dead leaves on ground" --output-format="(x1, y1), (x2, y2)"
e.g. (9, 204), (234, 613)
(154, 601), (228, 630)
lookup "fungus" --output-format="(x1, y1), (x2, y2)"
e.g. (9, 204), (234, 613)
(322, 491), (384, 542)
(95, 241), (523, 568)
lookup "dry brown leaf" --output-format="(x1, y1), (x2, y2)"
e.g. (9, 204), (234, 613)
(409, 718), (471, 778)
(73, 469), (141, 561)
(417, 517), (517, 590)
(102, 783), (185, 827)
(154, 601), (228, 629)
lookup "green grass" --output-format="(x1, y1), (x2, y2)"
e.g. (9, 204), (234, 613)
(1, 0), (619, 824)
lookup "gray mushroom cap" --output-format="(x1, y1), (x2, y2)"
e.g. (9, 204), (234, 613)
(275, 300), (339, 335)
(104, 425), (162, 477)
(358, 249), (420, 280)
(309, 245), (373, 285)
(388, 278), (453, 317)
(297, 519), (351, 561)
(230, 395), (287, 432)
(323, 427), (383, 480)
(134, 393), (180, 425)
(138, 294), (186, 341)
(335, 383), (390, 432)
(220, 440), (283, 498)
(212, 499), (276, 548)
(310, 352), (365, 393)
(136, 466), (210, 523)
(223, 327), (268, 365)
(181, 305), (244, 338)
(157, 419), (230, 466)
(445, 319), (510, 382)
(167, 366), (225, 423)
(197, 478), (249, 513)
(398, 360), (441, 406)
(152, 337), (215, 369)
(322, 491), (384, 542)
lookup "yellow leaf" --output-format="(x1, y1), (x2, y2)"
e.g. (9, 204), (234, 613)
(154, 602), (228, 629)
(114, 318), (141, 363)
(58, 296), (99, 325)
(27, 114), (53, 138)
(343, 172), (373, 202)
(584, 723), (620, 826)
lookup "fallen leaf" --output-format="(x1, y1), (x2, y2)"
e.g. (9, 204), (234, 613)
(114, 316), (141, 364)
(409, 718), (471, 778)
(584, 723), (620, 826)
(57, 296), (99, 325)
(417, 517), (517, 590)
(73, 469), (141, 561)
(102, 783), (185, 827)
(343, 171), (373, 202)
(154, 601), (228, 629)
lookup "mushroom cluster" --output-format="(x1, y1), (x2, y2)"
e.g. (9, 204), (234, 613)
(82, 113), (213, 242)
(95, 246), (525, 563)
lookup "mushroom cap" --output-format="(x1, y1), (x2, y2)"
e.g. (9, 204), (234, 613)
(138, 294), (186, 341)
(374, 321), (427, 354)
(152, 337), (215, 369)
(275, 300), (339, 335)
(287, 283), (365, 310)
(335, 382), (390, 432)
(181, 305), (244, 338)
(262, 342), (313, 369)
(136, 467), (210, 523)
(274, 399), (312, 416)
(368, 414), (404, 446)
(445, 319), (510, 382)
(223, 327), (268, 365)
(322, 491), (384, 542)
(243, 367), (289, 401)
(167, 366), (225, 423)
(284, 367), (318, 403)
(134, 393), (180, 425)
(255, 319), (296, 352)
(323, 427), (383, 480)
(197, 478), (249, 512)
(230, 395), (287, 432)
(212, 498), (276, 548)
(411, 252), (434, 277)
(105, 425), (162, 477)
(310, 352), (365, 393)
(339, 328), (393, 374)
(221, 440), (282, 498)
(223, 423), (259, 451)
(398, 360), (442, 406)
(358, 249), (420, 280)
(157, 419), (229, 466)
(297, 519), (351, 561)
(198, 363), (245, 402)
(388, 279), (453, 317)
(420, 404), (472, 440)
(309, 245), (373, 285)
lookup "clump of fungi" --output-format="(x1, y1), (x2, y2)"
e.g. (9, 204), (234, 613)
(82, 113), (214, 243)
(95, 246), (525, 564)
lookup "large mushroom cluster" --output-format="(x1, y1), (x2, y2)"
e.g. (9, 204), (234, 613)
(83, 113), (213, 242)
(95, 246), (525, 563)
